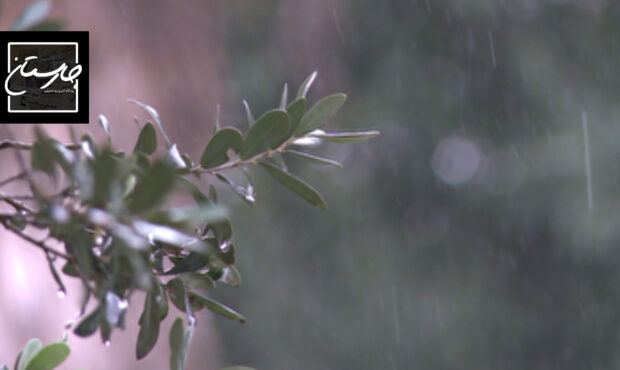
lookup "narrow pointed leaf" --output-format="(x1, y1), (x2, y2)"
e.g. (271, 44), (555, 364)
(296, 71), (317, 99)
(19, 339), (42, 370)
(311, 130), (380, 143)
(242, 100), (255, 127)
(286, 98), (307, 136)
(23, 343), (70, 370)
(220, 266), (242, 287)
(188, 292), (246, 323)
(129, 99), (171, 148)
(279, 83), (288, 109)
(285, 149), (342, 168)
(167, 278), (187, 311)
(164, 253), (208, 275)
(180, 272), (216, 291)
(169, 317), (190, 370)
(136, 293), (161, 359)
(133, 122), (158, 155)
(200, 128), (243, 169)
(259, 161), (327, 210)
(295, 93), (347, 136)
(240, 110), (290, 160)
(74, 307), (101, 337)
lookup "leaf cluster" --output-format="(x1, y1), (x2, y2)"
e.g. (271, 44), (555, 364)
(0, 71), (378, 369)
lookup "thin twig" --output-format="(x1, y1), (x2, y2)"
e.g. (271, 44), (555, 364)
(0, 191), (35, 213)
(0, 219), (71, 260)
(190, 137), (295, 175)
(0, 139), (81, 152)
(0, 171), (28, 188)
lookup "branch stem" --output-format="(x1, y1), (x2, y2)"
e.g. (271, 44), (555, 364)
(0, 219), (71, 260)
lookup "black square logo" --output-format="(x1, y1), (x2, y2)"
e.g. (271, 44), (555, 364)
(0, 31), (88, 124)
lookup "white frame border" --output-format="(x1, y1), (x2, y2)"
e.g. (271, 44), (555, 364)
(7, 42), (79, 113)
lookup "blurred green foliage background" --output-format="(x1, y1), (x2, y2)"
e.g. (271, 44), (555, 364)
(206, 1), (620, 369)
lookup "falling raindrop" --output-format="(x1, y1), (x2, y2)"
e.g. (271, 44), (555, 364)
(488, 30), (497, 67)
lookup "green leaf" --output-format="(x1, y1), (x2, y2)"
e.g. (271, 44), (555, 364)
(7, 214), (27, 231)
(11, 0), (51, 31)
(285, 149), (342, 168)
(209, 184), (217, 202)
(82, 150), (122, 206)
(169, 317), (190, 370)
(156, 283), (169, 321)
(61, 262), (79, 277)
(165, 144), (187, 169)
(179, 272), (216, 291)
(286, 98), (307, 136)
(65, 230), (96, 280)
(215, 173), (255, 204)
(240, 110), (290, 160)
(270, 153), (288, 171)
(133, 122), (158, 155)
(128, 161), (175, 213)
(296, 71), (317, 99)
(219, 266), (242, 287)
(200, 128), (244, 169)
(211, 220), (233, 244)
(128, 99), (171, 148)
(165, 253), (208, 275)
(167, 278), (187, 311)
(279, 83), (288, 109)
(31, 136), (76, 181)
(188, 292), (246, 323)
(19, 339), (42, 370)
(259, 161), (327, 210)
(294, 93), (347, 136)
(74, 307), (101, 337)
(242, 100), (255, 127)
(23, 342), (70, 370)
(136, 293), (161, 359)
(311, 130), (380, 143)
